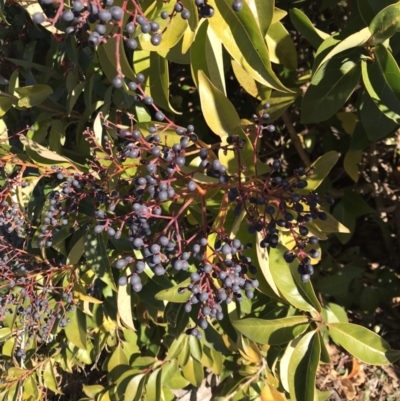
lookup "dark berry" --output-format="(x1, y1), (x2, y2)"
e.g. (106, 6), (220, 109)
(199, 5), (214, 18)
(126, 38), (138, 50)
(112, 76), (123, 88)
(32, 12), (45, 24)
(181, 9), (190, 19)
(151, 34), (162, 46)
(125, 22), (135, 33)
(232, 0), (243, 11)
(110, 6), (124, 20)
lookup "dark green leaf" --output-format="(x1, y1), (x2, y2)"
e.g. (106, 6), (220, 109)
(358, 89), (397, 141)
(84, 232), (117, 291)
(289, 8), (329, 49)
(369, 3), (400, 46)
(361, 59), (400, 123)
(302, 54), (361, 123)
(328, 322), (400, 365)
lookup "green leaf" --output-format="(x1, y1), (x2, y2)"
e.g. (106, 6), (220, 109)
(358, 89), (397, 141)
(19, 136), (88, 171)
(118, 278), (135, 330)
(0, 96), (13, 117)
(67, 81), (85, 115)
(43, 360), (61, 394)
(288, 331), (321, 401)
(84, 232), (117, 291)
(144, 368), (162, 401)
(0, 327), (11, 342)
(97, 36), (136, 83)
(154, 278), (191, 303)
(279, 336), (303, 393)
(124, 374), (146, 401)
(181, 0), (199, 54)
(231, 316), (309, 345)
(108, 343), (130, 382)
(83, 385), (104, 398)
(266, 21), (298, 70)
(269, 247), (317, 312)
(301, 54), (361, 124)
(361, 59), (400, 124)
(304, 151), (340, 191)
(343, 150), (362, 182)
(258, 89), (301, 122)
(191, 20), (226, 95)
(231, 59), (263, 99)
(369, 2), (400, 46)
(247, 0), (274, 37)
(148, 52), (181, 114)
(206, 0), (290, 92)
(313, 27), (370, 75)
(289, 8), (329, 49)
(328, 322), (400, 365)
(374, 44), (400, 98)
(181, 356), (204, 387)
(15, 84), (53, 108)
(198, 71), (240, 137)
(64, 308), (87, 350)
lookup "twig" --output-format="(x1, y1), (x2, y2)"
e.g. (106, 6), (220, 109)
(282, 110), (311, 167)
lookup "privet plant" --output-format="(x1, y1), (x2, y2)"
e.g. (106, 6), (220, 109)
(0, 0), (400, 400)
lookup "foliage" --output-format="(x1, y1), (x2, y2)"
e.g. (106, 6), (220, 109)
(0, 0), (399, 400)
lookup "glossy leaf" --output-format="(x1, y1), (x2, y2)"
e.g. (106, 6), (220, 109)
(231, 59), (262, 99)
(313, 27), (370, 75)
(191, 20), (226, 95)
(260, 383), (287, 401)
(181, 356), (204, 387)
(343, 150), (362, 182)
(207, 0), (290, 92)
(266, 22), (298, 70)
(289, 8), (329, 49)
(303, 151), (340, 191)
(373, 44), (400, 98)
(302, 55), (361, 124)
(149, 52), (181, 114)
(118, 279), (135, 330)
(145, 368), (162, 401)
(358, 89), (397, 141)
(64, 308), (87, 350)
(198, 71), (240, 137)
(288, 331), (321, 401)
(328, 323), (400, 365)
(108, 343), (130, 382)
(15, 84), (53, 108)
(181, 0), (199, 54)
(154, 278), (191, 303)
(125, 374), (146, 401)
(361, 59), (400, 124)
(43, 359), (61, 394)
(247, 0), (274, 37)
(269, 247), (317, 312)
(232, 316), (309, 345)
(369, 3), (400, 46)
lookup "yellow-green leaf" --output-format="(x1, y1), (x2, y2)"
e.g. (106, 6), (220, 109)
(207, 0), (290, 92)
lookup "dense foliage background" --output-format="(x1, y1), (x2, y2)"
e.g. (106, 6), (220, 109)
(1, 0), (400, 400)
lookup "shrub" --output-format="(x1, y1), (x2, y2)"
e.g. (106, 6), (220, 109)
(0, 0), (399, 400)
